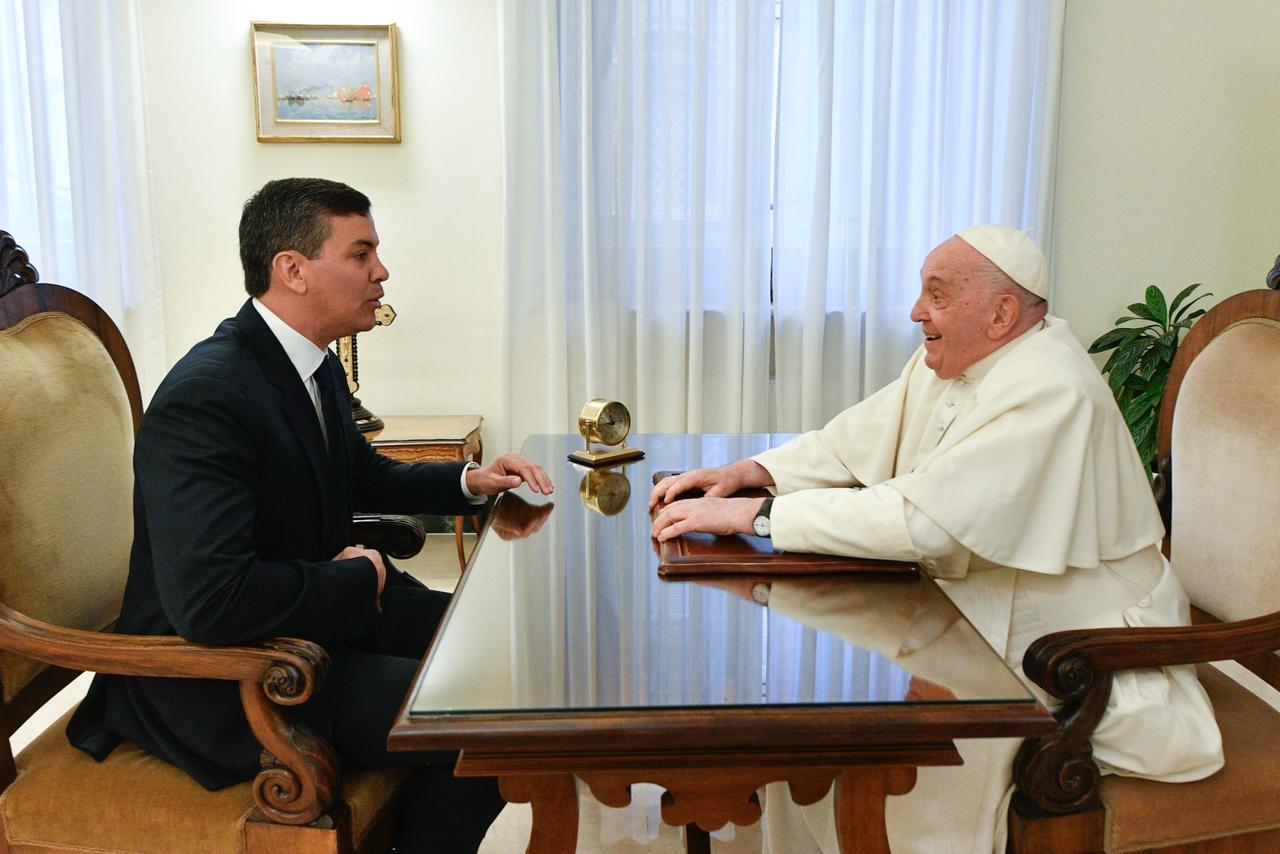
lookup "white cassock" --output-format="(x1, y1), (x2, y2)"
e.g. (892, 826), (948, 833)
(753, 317), (1224, 854)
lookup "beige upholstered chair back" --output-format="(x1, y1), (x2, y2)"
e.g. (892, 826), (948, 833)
(0, 241), (140, 709)
(1165, 299), (1280, 624)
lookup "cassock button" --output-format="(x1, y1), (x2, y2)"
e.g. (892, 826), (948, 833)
(751, 583), (771, 605)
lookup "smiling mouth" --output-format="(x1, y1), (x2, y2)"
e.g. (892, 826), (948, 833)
(925, 333), (941, 342)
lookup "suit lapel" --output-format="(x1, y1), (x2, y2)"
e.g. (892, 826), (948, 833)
(235, 301), (333, 525)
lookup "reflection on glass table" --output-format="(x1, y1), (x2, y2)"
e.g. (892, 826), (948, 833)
(391, 434), (1053, 854)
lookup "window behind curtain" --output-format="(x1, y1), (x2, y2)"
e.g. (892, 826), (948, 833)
(501, 0), (1064, 442)
(0, 0), (166, 399)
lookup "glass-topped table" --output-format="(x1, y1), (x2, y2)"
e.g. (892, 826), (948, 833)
(390, 434), (1054, 853)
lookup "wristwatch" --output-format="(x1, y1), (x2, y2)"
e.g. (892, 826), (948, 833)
(752, 497), (774, 538)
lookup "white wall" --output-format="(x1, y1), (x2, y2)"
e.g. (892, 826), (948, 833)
(138, 0), (511, 449)
(138, 0), (1280, 453)
(1052, 0), (1280, 348)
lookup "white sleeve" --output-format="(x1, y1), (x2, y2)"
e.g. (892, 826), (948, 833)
(459, 461), (487, 504)
(768, 484), (970, 579)
(903, 501), (971, 579)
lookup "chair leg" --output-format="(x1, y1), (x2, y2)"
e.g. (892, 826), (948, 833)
(246, 804), (353, 854)
(1007, 794), (1104, 854)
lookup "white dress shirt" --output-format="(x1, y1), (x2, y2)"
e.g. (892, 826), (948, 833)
(251, 299), (482, 500)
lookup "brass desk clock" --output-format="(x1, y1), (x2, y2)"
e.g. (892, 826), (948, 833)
(336, 303), (397, 433)
(568, 398), (644, 467)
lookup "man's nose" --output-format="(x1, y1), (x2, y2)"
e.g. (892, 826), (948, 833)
(373, 260), (389, 283)
(909, 296), (926, 322)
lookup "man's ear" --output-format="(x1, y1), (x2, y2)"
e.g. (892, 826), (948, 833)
(988, 293), (1021, 340)
(271, 250), (308, 296)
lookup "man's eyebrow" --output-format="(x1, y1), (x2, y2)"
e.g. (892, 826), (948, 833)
(349, 238), (377, 250)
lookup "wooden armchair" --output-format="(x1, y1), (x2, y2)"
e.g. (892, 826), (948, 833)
(1009, 284), (1280, 853)
(0, 231), (424, 853)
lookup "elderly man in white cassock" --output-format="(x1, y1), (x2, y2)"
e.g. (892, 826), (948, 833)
(650, 226), (1224, 854)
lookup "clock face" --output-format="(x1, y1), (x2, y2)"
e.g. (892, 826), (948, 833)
(595, 401), (630, 445)
(579, 399), (632, 446)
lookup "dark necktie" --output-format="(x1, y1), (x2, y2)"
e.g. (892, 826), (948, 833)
(312, 362), (341, 458)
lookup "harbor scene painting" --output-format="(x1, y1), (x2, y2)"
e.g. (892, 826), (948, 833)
(252, 23), (399, 142)
(272, 41), (379, 122)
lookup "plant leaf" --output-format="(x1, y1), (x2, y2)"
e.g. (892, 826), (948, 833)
(1145, 285), (1168, 326)
(1171, 293), (1213, 323)
(1126, 302), (1158, 322)
(1175, 308), (1207, 330)
(1106, 341), (1147, 394)
(1167, 283), (1202, 319)
(1088, 327), (1145, 353)
(1127, 403), (1159, 465)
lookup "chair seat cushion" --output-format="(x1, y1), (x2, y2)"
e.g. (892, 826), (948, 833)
(0, 708), (409, 853)
(1102, 664), (1280, 852)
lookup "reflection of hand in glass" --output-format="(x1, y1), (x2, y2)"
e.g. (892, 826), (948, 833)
(488, 493), (555, 541)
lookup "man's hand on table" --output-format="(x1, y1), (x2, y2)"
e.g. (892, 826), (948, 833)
(647, 458), (773, 510)
(651, 495), (768, 542)
(649, 458), (774, 542)
(336, 545), (387, 612)
(466, 453), (555, 496)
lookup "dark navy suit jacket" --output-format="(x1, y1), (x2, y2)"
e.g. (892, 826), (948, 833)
(68, 299), (474, 788)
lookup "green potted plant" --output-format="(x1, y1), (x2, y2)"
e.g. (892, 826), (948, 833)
(1088, 283), (1212, 465)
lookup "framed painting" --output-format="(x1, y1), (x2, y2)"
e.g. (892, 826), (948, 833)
(251, 23), (400, 143)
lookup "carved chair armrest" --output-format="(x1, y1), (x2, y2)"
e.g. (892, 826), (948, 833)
(1013, 610), (1280, 817)
(1024, 610), (1280, 701)
(351, 513), (427, 559)
(0, 603), (323, 687)
(0, 603), (335, 827)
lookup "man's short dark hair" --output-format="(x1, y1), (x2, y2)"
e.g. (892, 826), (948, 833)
(239, 178), (372, 297)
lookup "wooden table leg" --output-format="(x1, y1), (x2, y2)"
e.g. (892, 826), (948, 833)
(833, 767), (917, 854)
(500, 774), (579, 854)
(685, 823), (712, 854)
(454, 515), (467, 570)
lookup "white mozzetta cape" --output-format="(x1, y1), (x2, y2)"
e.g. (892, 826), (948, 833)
(758, 317), (1164, 574)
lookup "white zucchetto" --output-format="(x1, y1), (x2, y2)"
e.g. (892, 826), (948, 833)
(955, 225), (1049, 300)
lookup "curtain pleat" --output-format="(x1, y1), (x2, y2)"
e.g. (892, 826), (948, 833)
(772, 0), (1064, 430)
(2, 0), (165, 400)
(500, 0), (775, 450)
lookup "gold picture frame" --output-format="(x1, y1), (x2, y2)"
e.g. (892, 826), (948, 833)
(250, 22), (400, 143)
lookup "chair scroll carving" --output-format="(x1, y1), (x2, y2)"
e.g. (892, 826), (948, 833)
(352, 514), (427, 560)
(0, 600), (339, 827)
(243, 638), (338, 826)
(0, 231), (40, 297)
(1012, 641), (1110, 814)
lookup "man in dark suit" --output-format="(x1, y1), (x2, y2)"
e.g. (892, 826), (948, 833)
(67, 177), (553, 852)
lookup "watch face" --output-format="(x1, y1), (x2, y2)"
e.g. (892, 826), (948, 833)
(595, 401), (630, 446)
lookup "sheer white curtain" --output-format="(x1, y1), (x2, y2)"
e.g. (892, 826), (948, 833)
(500, 0), (1064, 445)
(772, 0), (1065, 429)
(1, 0), (165, 398)
(499, 0), (776, 447)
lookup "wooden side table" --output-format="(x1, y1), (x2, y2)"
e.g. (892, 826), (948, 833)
(367, 415), (484, 570)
